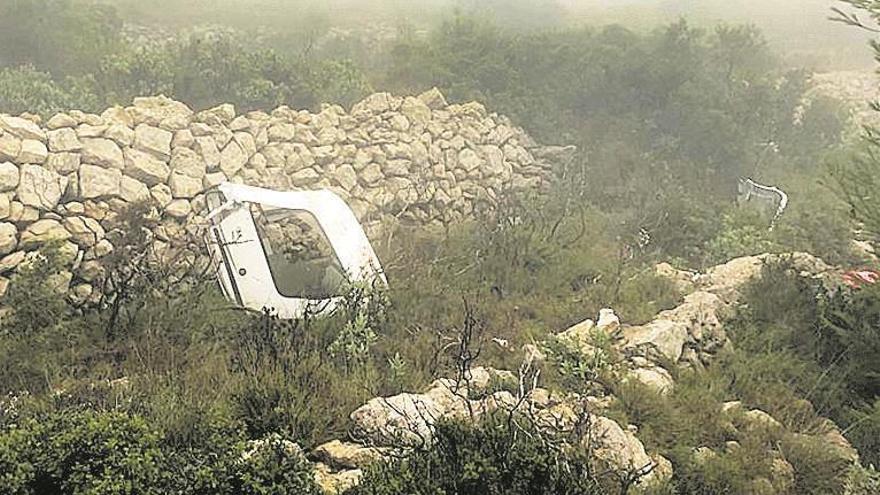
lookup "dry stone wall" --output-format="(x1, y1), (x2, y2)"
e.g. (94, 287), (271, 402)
(0, 89), (570, 304)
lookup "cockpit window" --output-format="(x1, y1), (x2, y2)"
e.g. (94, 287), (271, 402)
(249, 204), (347, 299)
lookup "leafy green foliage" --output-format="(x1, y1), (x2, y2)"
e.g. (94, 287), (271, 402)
(348, 415), (603, 495)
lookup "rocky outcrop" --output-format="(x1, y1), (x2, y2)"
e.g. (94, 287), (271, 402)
(0, 90), (560, 303)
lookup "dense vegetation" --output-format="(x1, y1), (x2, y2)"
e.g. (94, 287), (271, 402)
(0, 0), (879, 493)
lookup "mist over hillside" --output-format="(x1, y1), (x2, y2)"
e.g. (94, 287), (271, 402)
(1, 0), (880, 493)
(103, 0), (877, 69)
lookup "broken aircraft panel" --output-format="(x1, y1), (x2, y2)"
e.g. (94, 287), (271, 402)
(203, 183), (386, 319)
(736, 177), (789, 230)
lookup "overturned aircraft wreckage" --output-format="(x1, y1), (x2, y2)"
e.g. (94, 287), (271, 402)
(203, 183), (386, 319)
(736, 177), (788, 230)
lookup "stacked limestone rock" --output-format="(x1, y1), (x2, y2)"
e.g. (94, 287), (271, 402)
(0, 89), (565, 304)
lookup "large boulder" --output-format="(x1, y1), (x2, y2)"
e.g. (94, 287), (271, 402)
(589, 415), (672, 487)
(134, 124), (172, 160)
(81, 138), (124, 169)
(0, 162), (20, 192)
(123, 148), (170, 187)
(621, 319), (689, 362)
(16, 140), (48, 164)
(0, 223), (17, 255)
(47, 128), (82, 153)
(127, 96), (193, 127)
(17, 165), (67, 210)
(0, 133), (21, 161)
(219, 140), (247, 176)
(79, 164), (122, 199)
(0, 114), (45, 141)
(19, 219), (71, 250)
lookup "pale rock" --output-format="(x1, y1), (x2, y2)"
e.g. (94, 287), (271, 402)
(69, 284), (94, 305)
(401, 97), (432, 125)
(119, 176), (150, 203)
(150, 184), (172, 208)
(418, 87), (448, 110)
(487, 124), (515, 145)
(743, 409), (784, 430)
(480, 145), (506, 177)
(64, 201), (85, 215)
(6, 201), (23, 222)
(248, 152), (267, 172)
(81, 138), (124, 169)
(0, 251), (24, 273)
(76, 124), (106, 138)
(46, 270), (73, 295)
(47, 128), (82, 152)
(233, 132), (256, 158)
(104, 124), (134, 147)
(75, 112), (102, 126)
(198, 103), (235, 124)
(360, 163), (383, 185)
(626, 366), (675, 395)
(159, 115), (189, 131)
(219, 140), (247, 176)
(63, 216), (105, 248)
(169, 172), (202, 199)
(190, 123), (212, 136)
(229, 115), (250, 131)
(0, 133), (21, 161)
(134, 124), (172, 160)
(458, 148), (483, 172)
(19, 219), (71, 250)
(203, 171), (227, 189)
(268, 123), (297, 141)
(0, 195), (9, 220)
(313, 464), (363, 495)
(17, 165), (67, 210)
(82, 200), (109, 221)
(655, 262), (697, 293)
(128, 96), (193, 126)
(390, 114), (410, 132)
(92, 239), (114, 258)
(0, 162), (19, 191)
(313, 145), (335, 165)
(19, 206), (39, 222)
(170, 147), (206, 178)
(596, 308), (621, 334)
(589, 415), (668, 486)
(101, 106), (133, 127)
(171, 129), (194, 148)
(353, 93), (391, 115)
(0, 223), (17, 255)
(79, 164), (122, 198)
(621, 319), (689, 362)
(165, 199), (191, 218)
(46, 153), (80, 174)
(290, 168), (321, 185)
(123, 148), (170, 186)
(16, 139), (48, 164)
(46, 113), (77, 130)
(0, 114), (45, 141)
(334, 164), (358, 191)
(311, 440), (383, 470)
(77, 260), (105, 282)
(657, 291), (725, 342)
(212, 125), (234, 149)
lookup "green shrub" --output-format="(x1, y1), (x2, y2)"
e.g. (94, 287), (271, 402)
(0, 409), (165, 494)
(348, 415), (605, 495)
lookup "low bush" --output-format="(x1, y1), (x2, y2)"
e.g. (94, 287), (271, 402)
(0, 407), (321, 495)
(348, 415), (605, 495)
